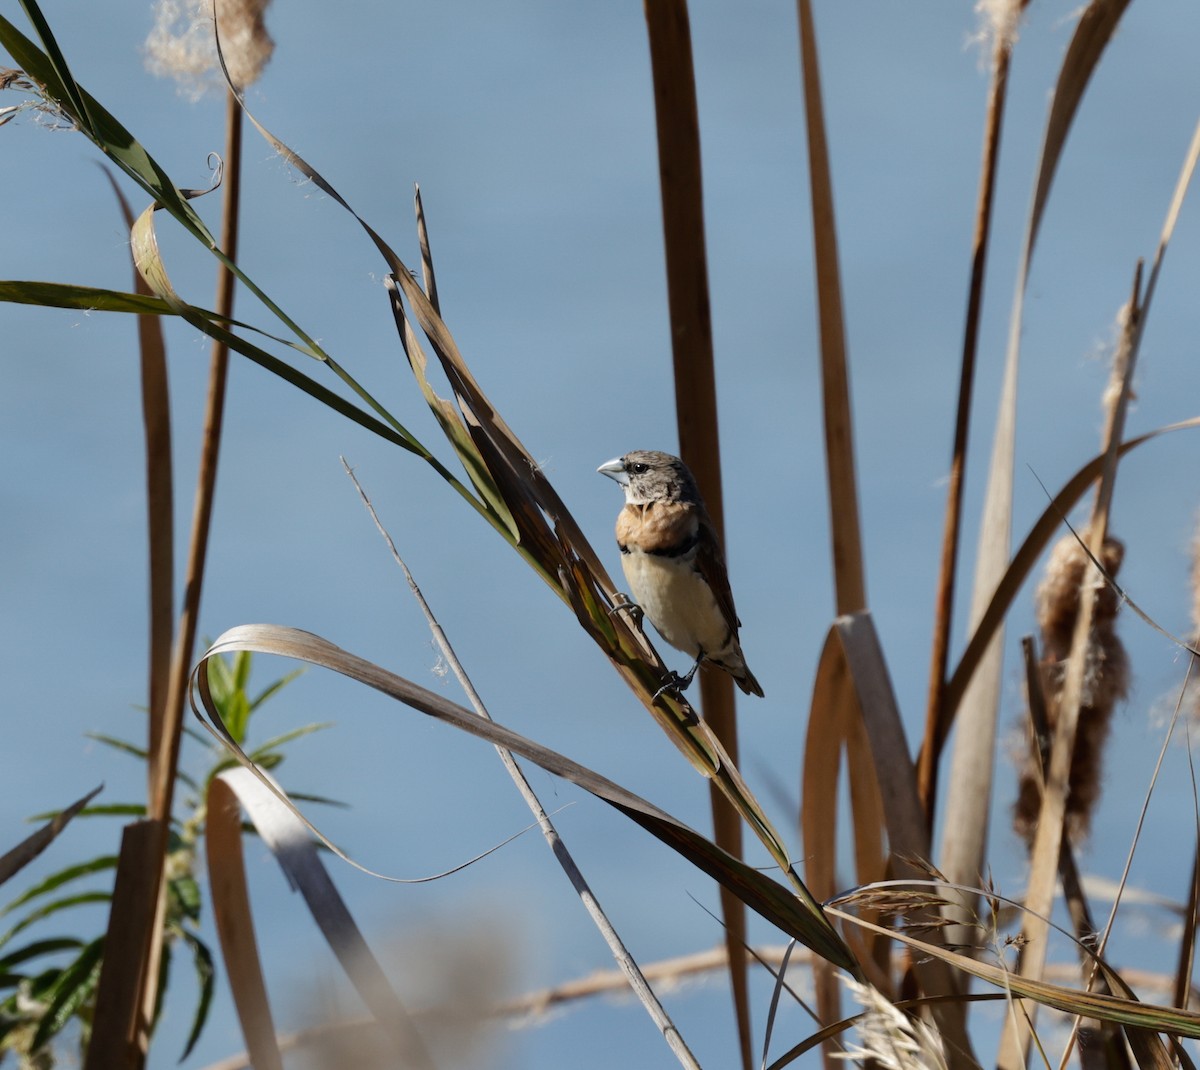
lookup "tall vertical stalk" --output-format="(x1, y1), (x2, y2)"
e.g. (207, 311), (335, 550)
(138, 90), (244, 1061)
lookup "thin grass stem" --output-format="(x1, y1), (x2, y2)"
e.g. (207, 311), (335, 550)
(341, 459), (703, 1070)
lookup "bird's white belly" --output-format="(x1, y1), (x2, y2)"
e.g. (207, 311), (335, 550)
(621, 550), (730, 658)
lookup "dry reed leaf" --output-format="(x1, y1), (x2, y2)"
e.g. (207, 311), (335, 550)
(828, 908), (1200, 1044)
(205, 775), (282, 1070)
(803, 614), (975, 1066)
(802, 624), (886, 1056)
(383, 279), (518, 542)
(213, 767), (436, 1068)
(1027, 0), (1132, 250)
(795, 0), (866, 617)
(190, 624), (856, 970)
(0, 785), (102, 888)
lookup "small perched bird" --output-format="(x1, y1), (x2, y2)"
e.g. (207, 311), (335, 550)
(598, 450), (763, 697)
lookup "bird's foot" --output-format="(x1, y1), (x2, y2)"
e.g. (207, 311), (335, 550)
(651, 672), (686, 702)
(608, 592), (644, 626)
(651, 657), (702, 701)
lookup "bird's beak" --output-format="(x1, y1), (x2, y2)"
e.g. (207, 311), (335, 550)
(597, 457), (629, 485)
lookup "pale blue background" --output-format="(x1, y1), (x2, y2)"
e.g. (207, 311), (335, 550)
(3, 2), (1200, 1067)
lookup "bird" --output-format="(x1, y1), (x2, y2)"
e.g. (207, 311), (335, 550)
(597, 450), (763, 697)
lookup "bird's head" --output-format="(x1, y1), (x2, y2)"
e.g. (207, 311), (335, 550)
(597, 450), (697, 505)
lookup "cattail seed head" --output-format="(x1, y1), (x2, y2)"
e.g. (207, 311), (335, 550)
(1014, 530), (1129, 847)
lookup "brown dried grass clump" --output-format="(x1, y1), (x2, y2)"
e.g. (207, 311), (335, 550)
(1014, 530), (1129, 847)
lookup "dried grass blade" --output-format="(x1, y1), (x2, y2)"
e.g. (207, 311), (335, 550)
(808, 615), (974, 1066)
(1135, 115), (1200, 333)
(205, 777), (282, 1070)
(383, 279), (519, 542)
(191, 624), (855, 968)
(801, 630), (876, 1061)
(641, 2), (747, 1056)
(1027, 0), (1133, 249)
(831, 907), (1200, 1039)
(795, 0), (866, 615)
(393, 263), (617, 587)
(218, 767), (437, 1068)
(414, 185), (440, 314)
(0, 785), (102, 888)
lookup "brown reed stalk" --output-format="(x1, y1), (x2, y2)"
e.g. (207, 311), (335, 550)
(643, 3), (752, 1064)
(89, 6), (271, 1058)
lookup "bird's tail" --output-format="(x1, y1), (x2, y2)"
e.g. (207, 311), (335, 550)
(709, 650), (764, 697)
(734, 665), (764, 698)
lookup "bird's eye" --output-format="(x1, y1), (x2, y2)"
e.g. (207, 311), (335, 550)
(630, 463), (648, 475)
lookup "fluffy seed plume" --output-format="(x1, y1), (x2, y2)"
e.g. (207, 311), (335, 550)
(835, 976), (948, 1070)
(974, 0), (1023, 51)
(145, 0), (274, 99)
(1013, 530), (1129, 847)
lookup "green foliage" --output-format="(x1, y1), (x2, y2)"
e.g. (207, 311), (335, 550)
(0, 652), (323, 1066)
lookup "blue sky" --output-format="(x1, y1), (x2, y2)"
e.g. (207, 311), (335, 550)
(4, 1), (1200, 1066)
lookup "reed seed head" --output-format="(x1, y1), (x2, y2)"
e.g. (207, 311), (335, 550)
(145, 0), (274, 98)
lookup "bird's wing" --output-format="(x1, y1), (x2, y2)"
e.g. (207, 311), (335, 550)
(694, 512), (741, 634)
